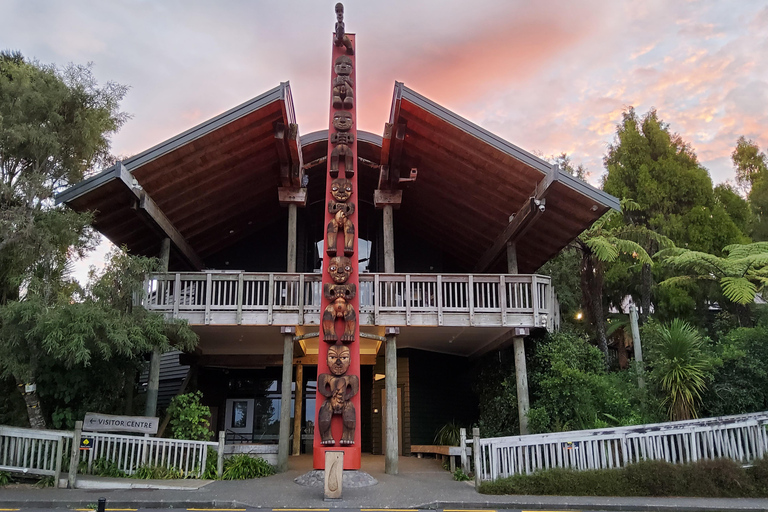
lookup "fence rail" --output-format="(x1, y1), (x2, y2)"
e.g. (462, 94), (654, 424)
(0, 425), (219, 483)
(141, 272), (557, 329)
(467, 411), (768, 482)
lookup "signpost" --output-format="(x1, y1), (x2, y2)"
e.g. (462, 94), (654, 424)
(83, 413), (159, 435)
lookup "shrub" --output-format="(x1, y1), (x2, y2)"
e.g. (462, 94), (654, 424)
(478, 458), (768, 497)
(167, 391), (211, 441)
(221, 454), (275, 480)
(132, 465), (184, 479)
(453, 468), (471, 481)
(434, 420), (462, 446)
(88, 457), (127, 478)
(0, 471), (12, 486)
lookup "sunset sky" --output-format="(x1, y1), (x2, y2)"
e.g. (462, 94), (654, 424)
(3, 0), (767, 276)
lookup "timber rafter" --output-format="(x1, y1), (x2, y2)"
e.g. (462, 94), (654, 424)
(473, 165), (560, 273)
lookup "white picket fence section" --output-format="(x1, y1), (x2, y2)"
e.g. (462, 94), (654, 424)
(469, 411), (768, 482)
(77, 432), (218, 477)
(0, 425), (218, 480)
(0, 426), (69, 477)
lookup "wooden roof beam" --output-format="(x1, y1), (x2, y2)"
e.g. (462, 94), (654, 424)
(114, 163), (204, 270)
(274, 122), (304, 188)
(473, 165), (560, 273)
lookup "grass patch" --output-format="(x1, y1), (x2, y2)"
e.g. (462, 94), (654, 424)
(479, 457), (768, 497)
(221, 454), (275, 480)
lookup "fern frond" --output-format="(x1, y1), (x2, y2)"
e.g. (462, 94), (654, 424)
(720, 277), (757, 305)
(585, 237), (619, 262)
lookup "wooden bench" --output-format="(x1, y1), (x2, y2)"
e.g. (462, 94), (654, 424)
(410, 445), (469, 472)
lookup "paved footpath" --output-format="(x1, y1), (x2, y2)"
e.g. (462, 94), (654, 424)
(1, 455), (767, 511)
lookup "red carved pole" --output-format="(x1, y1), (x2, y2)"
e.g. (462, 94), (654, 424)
(314, 3), (360, 470)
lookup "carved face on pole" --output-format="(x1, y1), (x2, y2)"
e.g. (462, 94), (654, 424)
(335, 2), (344, 21)
(328, 256), (352, 283)
(335, 56), (353, 76)
(330, 178), (353, 203)
(333, 111), (353, 131)
(327, 344), (351, 375)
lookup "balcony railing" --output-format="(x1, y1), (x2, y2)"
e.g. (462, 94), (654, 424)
(142, 272), (558, 329)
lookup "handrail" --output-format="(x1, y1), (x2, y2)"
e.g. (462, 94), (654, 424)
(141, 272), (558, 330)
(470, 411), (768, 481)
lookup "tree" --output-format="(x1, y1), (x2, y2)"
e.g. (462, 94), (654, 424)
(732, 137), (768, 241)
(0, 249), (198, 428)
(659, 242), (768, 307)
(603, 108), (747, 324)
(573, 200), (667, 366)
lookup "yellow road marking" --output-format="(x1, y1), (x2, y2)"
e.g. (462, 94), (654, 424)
(0, 509), (20, 511)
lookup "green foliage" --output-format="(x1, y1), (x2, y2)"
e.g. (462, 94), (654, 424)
(221, 454), (275, 480)
(35, 475), (56, 488)
(659, 242), (768, 305)
(202, 447), (219, 480)
(479, 458), (768, 497)
(642, 320), (713, 421)
(471, 349), (520, 437)
(701, 325), (768, 417)
(527, 329), (647, 433)
(167, 391), (211, 441)
(732, 136), (768, 191)
(453, 467), (471, 481)
(433, 420), (463, 446)
(88, 457), (127, 478)
(132, 464), (184, 479)
(0, 471), (12, 485)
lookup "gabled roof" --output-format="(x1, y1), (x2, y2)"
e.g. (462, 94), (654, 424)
(58, 81), (619, 273)
(379, 83), (618, 272)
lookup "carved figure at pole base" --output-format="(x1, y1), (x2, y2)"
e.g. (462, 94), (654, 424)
(327, 178), (355, 256)
(323, 283), (356, 343)
(318, 372), (359, 445)
(334, 3), (354, 55)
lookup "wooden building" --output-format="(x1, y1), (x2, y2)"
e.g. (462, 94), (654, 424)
(57, 80), (619, 468)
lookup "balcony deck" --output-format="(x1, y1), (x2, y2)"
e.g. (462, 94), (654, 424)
(143, 272), (559, 331)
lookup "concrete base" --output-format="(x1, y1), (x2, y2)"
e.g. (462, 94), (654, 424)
(294, 470), (378, 488)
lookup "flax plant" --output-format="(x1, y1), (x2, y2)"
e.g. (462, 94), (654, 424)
(656, 320), (709, 421)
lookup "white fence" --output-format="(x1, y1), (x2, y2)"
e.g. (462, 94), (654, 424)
(0, 425), (219, 484)
(142, 272), (557, 329)
(468, 411), (768, 482)
(77, 431), (217, 477)
(0, 426), (69, 478)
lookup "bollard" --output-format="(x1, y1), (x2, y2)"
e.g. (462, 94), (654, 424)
(96, 498), (107, 512)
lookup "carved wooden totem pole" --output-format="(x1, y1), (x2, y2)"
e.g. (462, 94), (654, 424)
(314, 2), (361, 470)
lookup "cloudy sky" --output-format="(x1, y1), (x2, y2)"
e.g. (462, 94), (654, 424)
(3, 0), (767, 275)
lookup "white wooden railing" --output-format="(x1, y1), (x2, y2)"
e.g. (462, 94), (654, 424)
(141, 272), (557, 329)
(0, 425), (218, 481)
(0, 426), (69, 478)
(468, 412), (768, 482)
(76, 431), (217, 477)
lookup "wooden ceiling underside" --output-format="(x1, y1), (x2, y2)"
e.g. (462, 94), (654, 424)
(59, 82), (617, 272)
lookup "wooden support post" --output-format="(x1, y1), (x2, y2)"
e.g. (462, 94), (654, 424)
(383, 204), (395, 273)
(630, 305), (645, 389)
(292, 363), (304, 456)
(287, 203), (297, 273)
(144, 347), (161, 417)
(472, 427), (481, 488)
(55, 435), (64, 488)
(385, 327), (399, 475)
(459, 428), (468, 474)
(277, 326), (295, 472)
(513, 334), (530, 435)
(67, 421), (82, 489)
(506, 241), (518, 274)
(145, 237), (170, 418)
(217, 431), (225, 478)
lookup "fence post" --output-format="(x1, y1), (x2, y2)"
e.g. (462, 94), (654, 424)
(217, 431), (225, 478)
(67, 421), (82, 489)
(473, 427), (482, 489)
(54, 435), (64, 488)
(459, 428), (468, 473)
